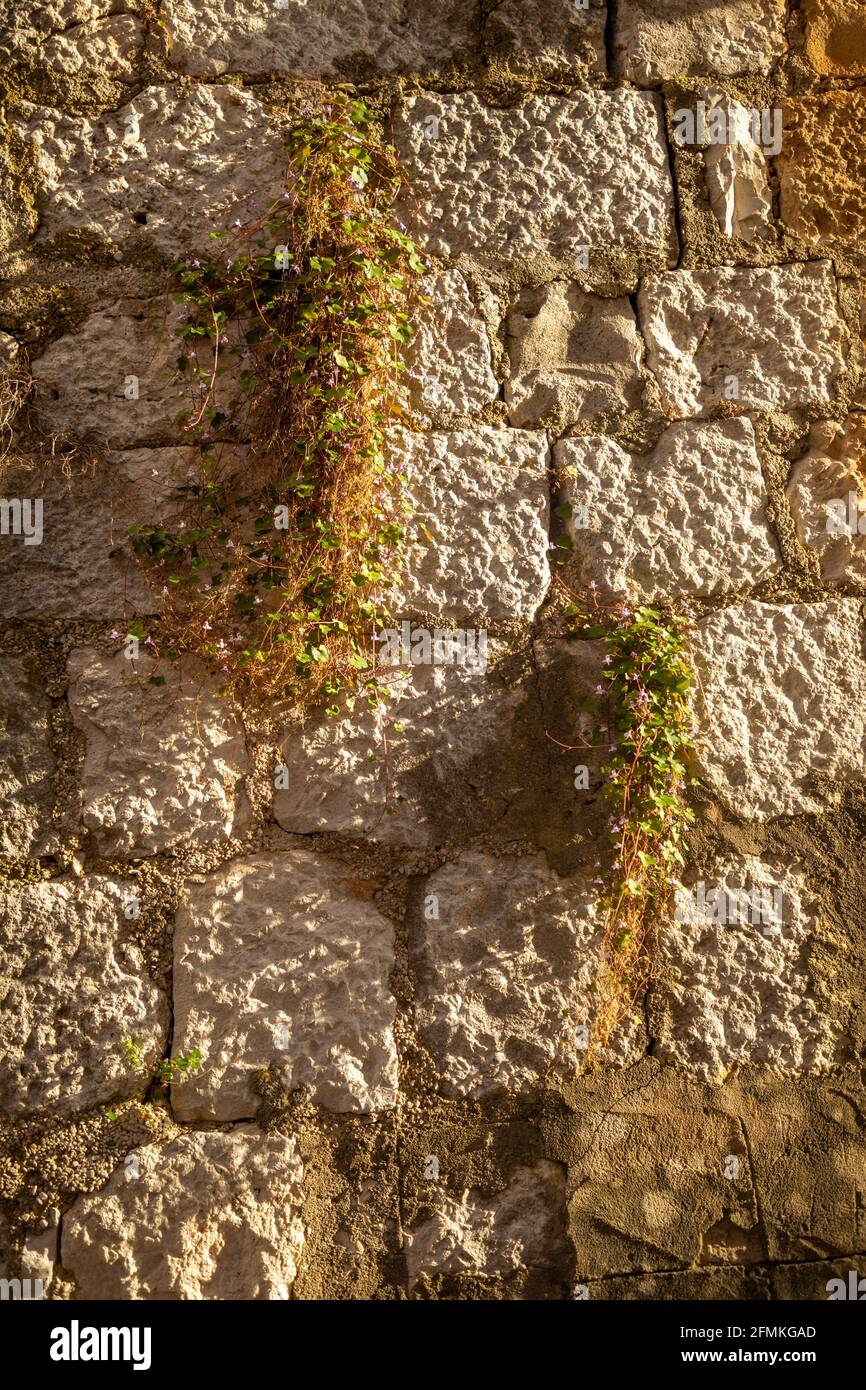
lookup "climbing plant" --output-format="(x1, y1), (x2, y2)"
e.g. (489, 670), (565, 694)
(129, 92), (427, 711)
(555, 576), (697, 1061)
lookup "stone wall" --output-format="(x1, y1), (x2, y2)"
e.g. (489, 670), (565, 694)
(1, 0), (865, 1302)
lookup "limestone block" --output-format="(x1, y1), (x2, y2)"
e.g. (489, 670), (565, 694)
(171, 852), (398, 1120)
(18, 85), (288, 258)
(786, 415), (866, 586)
(67, 648), (251, 858)
(62, 1130), (305, 1299)
(273, 661), (526, 848)
(638, 263), (848, 417)
(555, 418), (780, 600)
(803, 0), (866, 75)
(659, 854), (836, 1080)
(414, 852), (639, 1098)
(691, 600), (866, 819)
(0, 655), (55, 858)
(505, 283), (645, 426)
(393, 91), (676, 264)
(404, 1162), (568, 1286)
(162, 0), (476, 78)
(481, 0), (607, 79)
(0, 448), (192, 621)
(393, 428), (551, 622)
(40, 15), (143, 79)
(700, 90), (773, 241)
(614, 0), (787, 84)
(0, 876), (168, 1118)
(779, 92), (866, 254)
(401, 270), (498, 426)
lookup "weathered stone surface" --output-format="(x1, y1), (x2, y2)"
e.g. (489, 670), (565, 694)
(786, 415), (866, 586)
(614, 0), (787, 83)
(62, 1130), (305, 1299)
(700, 90), (773, 241)
(393, 428), (550, 622)
(0, 655), (54, 858)
(505, 284), (645, 427)
(0, 449), (190, 621)
(401, 271), (498, 427)
(414, 852), (639, 1099)
(638, 263), (848, 418)
(659, 854), (837, 1080)
(67, 648), (251, 858)
(29, 299), (244, 449)
(691, 600), (866, 819)
(803, 0), (866, 76)
(393, 92), (676, 264)
(162, 0), (476, 78)
(0, 876), (167, 1118)
(274, 662), (526, 847)
(481, 0), (606, 79)
(171, 851), (397, 1120)
(779, 92), (866, 254)
(40, 15), (143, 78)
(18, 85), (287, 258)
(556, 418), (779, 600)
(568, 1069), (760, 1277)
(405, 1162), (568, 1286)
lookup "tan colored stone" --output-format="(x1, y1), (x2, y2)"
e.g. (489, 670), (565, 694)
(505, 283), (645, 426)
(779, 91), (866, 253)
(171, 852), (398, 1120)
(0, 655), (55, 858)
(67, 648), (251, 858)
(405, 1162), (568, 1286)
(0, 876), (168, 1118)
(803, 0), (866, 76)
(638, 262), (848, 417)
(614, 0), (787, 84)
(40, 15), (143, 79)
(786, 415), (866, 585)
(62, 1130), (305, 1299)
(481, 0), (607, 79)
(691, 600), (866, 819)
(701, 90), (773, 241)
(401, 271), (498, 426)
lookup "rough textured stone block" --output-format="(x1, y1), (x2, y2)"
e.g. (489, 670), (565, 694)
(700, 90), (773, 241)
(638, 263), (848, 417)
(18, 85), (287, 258)
(555, 418), (780, 601)
(401, 271), (498, 427)
(274, 662), (526, 848)
(393, 91), (676, 264)
(481, 0), (606, 79)
(414, 852), (639, 1098)
(779, 92), (866, 253)
(405, 1162), (568, 1286)
(0, 654), (54, 858)
(614, 0), (787, 83)
(67, 649), (250, 858)
(0, 2), (139, 75)
(0, 877), (168, 1118)
(786, 416), (866, 586)
(505, 283), (645, 426)
(62, 1130), (305, 1299)
(0, 448), (189, 621)
(162, 0), (476, 78)
(171, 852), (398, 1120)
(393, 428), (551, 622)
(803, 0), (866, 75)
(659, 855), (836, 1080)
(691, 600), (866, 819)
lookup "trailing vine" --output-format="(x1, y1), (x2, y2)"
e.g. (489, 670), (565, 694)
(555, 577), (697, 1061)
(129, 93), (428, 711)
